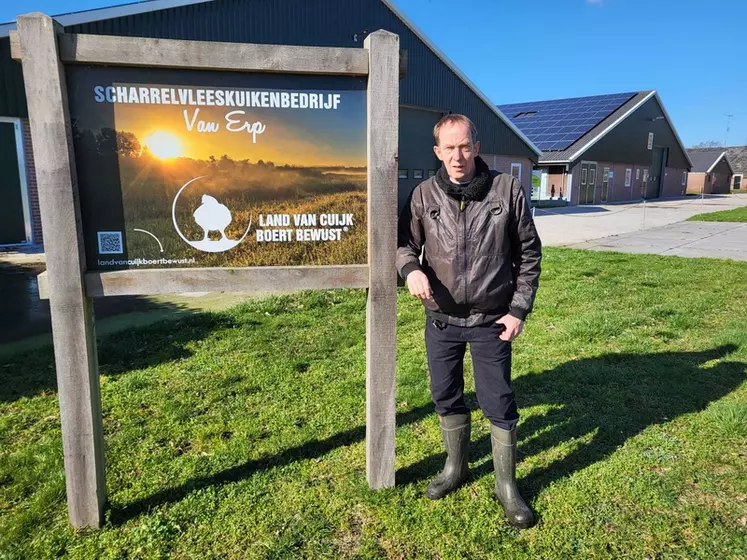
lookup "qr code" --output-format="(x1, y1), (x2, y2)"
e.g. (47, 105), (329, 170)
(97, 231), (123, 254)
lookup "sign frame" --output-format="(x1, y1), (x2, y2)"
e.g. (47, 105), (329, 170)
(12, 13), (399, 529)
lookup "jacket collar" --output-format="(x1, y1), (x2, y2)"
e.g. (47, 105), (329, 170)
(434, 155), (493, 202)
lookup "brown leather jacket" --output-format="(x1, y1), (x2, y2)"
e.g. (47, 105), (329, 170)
(396, 164), (542, 327)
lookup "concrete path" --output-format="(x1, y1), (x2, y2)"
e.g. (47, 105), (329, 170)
(535, 194), (747, 247)
(0, 246), (45, 265)
(567, 221), (747, 261)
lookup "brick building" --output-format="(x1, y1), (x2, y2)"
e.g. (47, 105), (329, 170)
(726, 147), (746, 191)
(688, 146), (746, 192)
(686, 150), (734, 195)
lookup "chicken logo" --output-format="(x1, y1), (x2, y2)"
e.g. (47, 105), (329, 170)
(171, 176), (252, 252)
(194, 195), (231, 242)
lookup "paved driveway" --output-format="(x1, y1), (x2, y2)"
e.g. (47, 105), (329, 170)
(568, 221), (747, 261)
(535, 194), (747, 261)
(535, 194), (747, 246)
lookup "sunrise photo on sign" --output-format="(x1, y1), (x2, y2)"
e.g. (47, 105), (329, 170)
(142, 130), (183, 159)
(67, 66), (368, 270)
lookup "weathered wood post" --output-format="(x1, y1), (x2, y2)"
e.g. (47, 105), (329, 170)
(16, 13), (106, 528)
(364, 30), (399, 489)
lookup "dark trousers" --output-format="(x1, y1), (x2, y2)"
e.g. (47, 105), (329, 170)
(425, 317), (519, 431)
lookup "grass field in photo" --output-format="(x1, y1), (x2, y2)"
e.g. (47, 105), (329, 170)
(114, 153), (368, 267)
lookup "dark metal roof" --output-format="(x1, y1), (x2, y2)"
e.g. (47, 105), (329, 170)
(687, 149), (735, 174)
(0, 0), (213, 34)
(0, 0), (540, 159)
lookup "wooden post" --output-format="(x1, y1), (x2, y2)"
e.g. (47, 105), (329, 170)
(364, 30), (399, 489)
(16, 13), (106, 528)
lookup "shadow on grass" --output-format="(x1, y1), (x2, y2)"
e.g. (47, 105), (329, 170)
(0, 313), (242, 402)
(111, 345), (744, 525)
(109, 402), (435, 525)
(399, 344), (745, 499)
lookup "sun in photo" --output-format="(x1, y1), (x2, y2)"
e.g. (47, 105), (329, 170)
(143, 130), (183, 159)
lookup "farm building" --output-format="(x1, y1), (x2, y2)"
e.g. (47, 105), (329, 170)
(687, 146), (745, 192)
(685, 149), (734, 195)
(498, 91), (693, 206)
(727, 147), (747, 191)
(0, 0), (540, 249)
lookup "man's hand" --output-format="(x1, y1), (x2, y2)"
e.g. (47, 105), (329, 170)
(496, 314), (524, 342)
(406, 270), (433, 301)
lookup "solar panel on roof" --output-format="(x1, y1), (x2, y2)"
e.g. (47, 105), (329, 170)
(500, 92), (637, 151)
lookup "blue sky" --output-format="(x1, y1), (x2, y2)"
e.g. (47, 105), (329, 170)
(3, 0), (745, 147)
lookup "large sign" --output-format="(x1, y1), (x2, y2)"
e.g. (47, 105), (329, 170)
(67, 67), (367, 270)
(15, 16), (399, 528)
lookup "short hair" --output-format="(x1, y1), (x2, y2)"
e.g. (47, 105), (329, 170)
(433, 114), (478, 146)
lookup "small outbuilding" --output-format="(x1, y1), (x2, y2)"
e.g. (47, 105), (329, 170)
(726, 147), (746, 191)
(686, 150), (734, 195)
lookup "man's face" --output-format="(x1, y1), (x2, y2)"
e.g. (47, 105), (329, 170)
(434, 121), (480, 182)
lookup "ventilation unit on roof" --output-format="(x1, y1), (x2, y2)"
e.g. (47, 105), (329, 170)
(514, 111), (537, 118)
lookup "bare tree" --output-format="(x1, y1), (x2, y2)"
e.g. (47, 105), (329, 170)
(691, 140), (723, 148)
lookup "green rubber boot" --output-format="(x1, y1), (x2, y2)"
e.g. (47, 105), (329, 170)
(426, 413), (470, 500)
(491, 424), (535, 529)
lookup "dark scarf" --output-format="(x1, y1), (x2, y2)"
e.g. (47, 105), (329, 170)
(434, 155), (493, 203)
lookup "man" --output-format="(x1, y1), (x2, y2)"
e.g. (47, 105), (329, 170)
(396, 114), (541, 528)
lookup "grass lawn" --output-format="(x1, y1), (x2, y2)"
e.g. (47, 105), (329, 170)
(687, 205), (747, 222)
(533, 200), (568, 209)
(1, 248), (746, 559)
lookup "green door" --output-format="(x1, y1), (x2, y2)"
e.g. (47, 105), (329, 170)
(579, 163), (588, 204)
(601, 167), (610, 203)
(0, 122), (27, 244)
(645, 147), (665, 199)
(579, 162), (595, 204)
(579, 162), (597, 204)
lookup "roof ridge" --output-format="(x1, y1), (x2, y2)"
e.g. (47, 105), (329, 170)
(499, 90), (649, 108)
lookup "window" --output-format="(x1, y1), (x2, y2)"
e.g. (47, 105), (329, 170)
(428, 169), (437, 177)
(413, 169), (424, 180)
(636, 168), (641, 180)
(510, 163), (522, 182)
(682, 171), (687, 186)
(625, 168), (632, 187)
(588, 166), (596, 186)
(734, 175), (743, 190)
(581, 168), (588, 184)
(398, 169), (408, 179)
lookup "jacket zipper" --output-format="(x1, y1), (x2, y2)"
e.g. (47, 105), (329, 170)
(461, 194), (467, 304)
